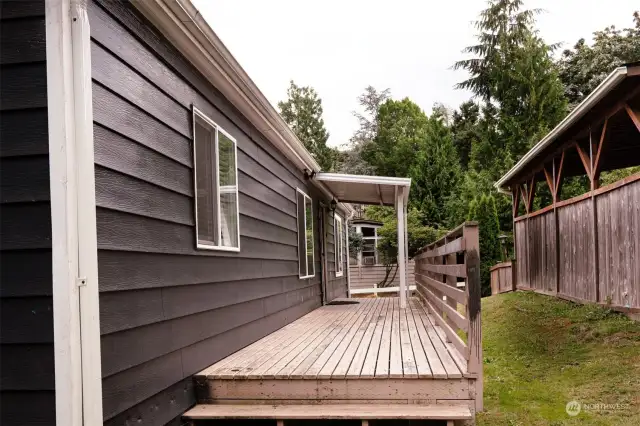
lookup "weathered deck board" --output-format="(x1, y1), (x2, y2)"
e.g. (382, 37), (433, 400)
(184, 403), (473, 420)
(203, 298), (464, 380)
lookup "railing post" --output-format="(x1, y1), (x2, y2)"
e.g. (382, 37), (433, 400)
(463, 223), (482, 412)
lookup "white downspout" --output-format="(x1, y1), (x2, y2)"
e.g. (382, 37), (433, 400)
(346, 209), (355, 297)
(47, 1), (103, 425)
(397, 187), (407, 308)
(404, 197), (409, 302)
(71, 1), (103, 424)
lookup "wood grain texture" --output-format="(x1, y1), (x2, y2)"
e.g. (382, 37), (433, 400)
(0, 61), (47, 110)
(0, 4), (54, 424)
(0, 17), (46, 64)
(0, 108), (49, 157)
(0, 155), (50, 203)
(183, 403), (473, 420)
(0, 0), (44, 19)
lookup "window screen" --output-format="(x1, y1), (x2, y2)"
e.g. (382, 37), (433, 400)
(297, 189), (314, 278)
(193, 107), (240, 251)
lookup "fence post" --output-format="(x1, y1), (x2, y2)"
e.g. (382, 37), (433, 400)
(463, 223), (482, 412)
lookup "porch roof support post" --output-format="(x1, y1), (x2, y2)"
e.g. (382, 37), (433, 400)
(404, 195), (409, 303)
(397, 186), (407, 308)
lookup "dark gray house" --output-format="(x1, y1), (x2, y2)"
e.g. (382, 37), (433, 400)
(1, 1), (479, 425)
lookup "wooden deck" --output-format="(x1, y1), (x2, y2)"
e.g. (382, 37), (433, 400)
(193, 297), (477, 421)
(199, 297), (467, 381)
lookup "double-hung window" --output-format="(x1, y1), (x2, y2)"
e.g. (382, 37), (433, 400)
(296, 189), (314, 279)
(193, 107), (240, 251)
(334, 214), (344, 277)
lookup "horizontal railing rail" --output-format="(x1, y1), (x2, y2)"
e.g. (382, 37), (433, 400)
(413, 221), (482, 411)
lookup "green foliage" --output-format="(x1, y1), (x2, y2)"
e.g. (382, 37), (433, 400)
(278, 80), (338, 171)
(467, 194), (501, 297)
(451, 101), (481, 170)
(338, 86), (390, 175)
(348, 226), (363, 258)
(411, 113), (462, 227)
(559, 12), (640, 109)
(361, 98), (428, 178)
(369, 207), (445, 263)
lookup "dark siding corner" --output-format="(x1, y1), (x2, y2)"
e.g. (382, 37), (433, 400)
(89, 1), (324, 424)
(0, 1), (55, 425)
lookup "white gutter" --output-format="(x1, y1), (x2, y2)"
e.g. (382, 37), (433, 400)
(316, 172), (412, 203)
(494, 66), (628, 191)
(47, 0), (103, 425)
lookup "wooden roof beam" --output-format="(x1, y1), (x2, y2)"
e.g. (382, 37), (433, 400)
(592, 118), (608, 183)
(625, 104), (640, 133)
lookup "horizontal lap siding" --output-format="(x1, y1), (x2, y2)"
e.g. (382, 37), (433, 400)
(597, 180), (640, 309)
(0, 1), (55, 425)
(558, 200), (595, 301)
(89, 1), (323, 424)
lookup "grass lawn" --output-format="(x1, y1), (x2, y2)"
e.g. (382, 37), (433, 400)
(477, 291), (640, 425)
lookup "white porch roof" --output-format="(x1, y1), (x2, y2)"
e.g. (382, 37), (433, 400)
(315, 173), (411, 206)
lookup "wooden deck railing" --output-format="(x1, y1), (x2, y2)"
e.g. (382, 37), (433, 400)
(413, 221), (482, 410)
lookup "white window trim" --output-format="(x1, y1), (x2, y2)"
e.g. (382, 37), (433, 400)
(192, 106), (240, 252)
(334, 214), (344, 277)
(296, 188), (315, 279)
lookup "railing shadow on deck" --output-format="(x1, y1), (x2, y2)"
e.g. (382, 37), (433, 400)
(413, 221), (483, 412)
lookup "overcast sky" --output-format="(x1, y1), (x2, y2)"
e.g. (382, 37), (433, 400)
(193, 0), (638, 148)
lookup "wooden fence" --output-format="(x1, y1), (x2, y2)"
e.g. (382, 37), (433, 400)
(413, 222), (482, 410)
(514, 175), (640, 313)
(490, 262), (513, 295)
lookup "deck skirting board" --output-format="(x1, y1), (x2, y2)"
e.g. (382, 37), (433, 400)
(206, 378), (473, 401)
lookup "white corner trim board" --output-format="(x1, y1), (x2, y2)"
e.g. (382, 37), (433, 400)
(46, 1), (103, 425)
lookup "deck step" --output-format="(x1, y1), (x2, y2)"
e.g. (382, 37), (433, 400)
(183, 403), (473, 420)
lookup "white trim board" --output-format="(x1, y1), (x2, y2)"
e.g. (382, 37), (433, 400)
(46, 1), (103, 424)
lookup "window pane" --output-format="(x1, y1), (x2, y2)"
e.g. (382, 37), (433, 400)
(218, 131), (238, 248)
(361, 227), (375, 237)
(194, 117), (217, 245)
(218, 132), (236, 187)
(220, 191), (238, 248)
(305, 196), (314, 276)
(297, 191), (306, 277)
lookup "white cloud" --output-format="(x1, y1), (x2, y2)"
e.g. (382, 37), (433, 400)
(193, 0), (638, 147)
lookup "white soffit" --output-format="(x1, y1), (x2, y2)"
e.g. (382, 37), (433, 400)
(315, 173), (411, 206)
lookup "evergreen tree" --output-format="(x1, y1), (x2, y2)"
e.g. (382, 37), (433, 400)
(467, 194), (501, 297)
(278, 80), (337, 171)
(451, 101), (481, 170)
(411, 112), (462, 227)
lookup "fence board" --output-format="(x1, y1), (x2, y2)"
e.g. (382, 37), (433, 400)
(514, 175), (640, 312)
